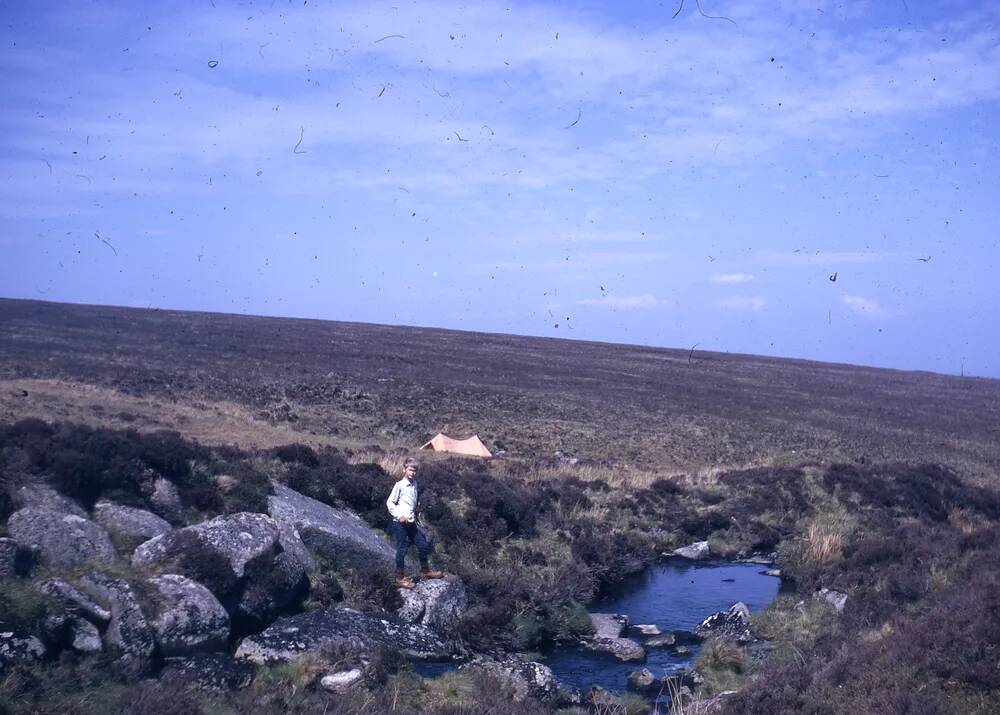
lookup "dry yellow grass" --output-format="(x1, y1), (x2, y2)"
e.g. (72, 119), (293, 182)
(804, 521), (845, 564)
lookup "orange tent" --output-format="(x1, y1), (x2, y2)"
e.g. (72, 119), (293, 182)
(420, 433), (492, 458)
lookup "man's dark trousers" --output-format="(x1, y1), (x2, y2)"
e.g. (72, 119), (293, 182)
(392, 520), (431, 571)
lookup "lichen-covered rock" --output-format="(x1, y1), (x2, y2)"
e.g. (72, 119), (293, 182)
(815, 588), (848, 612)
(79, 573), (155, 676)
(160, 653), (255, 691)
(149, 477), (186, 526)
(8, 508), (116, 570)
(94, 500), (173, 541)
(0, 632), (46, 665)
(583, 613), (645, 662)
(397, 576), (467, 630)
(672, 541), (711, 560)
(132, 512), (282, 605)
(696, 602), (753, 643)
(320, 668), (364, 694)
(0, 537), (32, 577)
(460, 656), (558, 703)
(234, 607), (450, 664)
(134, 512), (280, 578)
(13, 484), (86, 516)
(144, 574), (230, 656)
(267, 483), (396, 570)
(234, 551), (308, 631)
(68, 617), (103, 653)
(36, 579), (111, 625)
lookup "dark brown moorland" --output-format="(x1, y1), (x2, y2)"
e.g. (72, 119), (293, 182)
(1, 298), (998, 480)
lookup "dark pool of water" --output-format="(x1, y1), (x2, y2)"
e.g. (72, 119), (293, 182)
(541, 561), (781, 695)
(413, 561), (781, 698)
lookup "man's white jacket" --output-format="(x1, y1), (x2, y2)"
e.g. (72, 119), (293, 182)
(386, 478), (419, 522)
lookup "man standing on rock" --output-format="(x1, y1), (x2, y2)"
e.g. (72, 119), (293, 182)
(387, 458), (444, 589)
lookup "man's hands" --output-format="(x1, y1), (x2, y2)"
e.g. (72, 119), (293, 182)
(398, 515), (410, 523)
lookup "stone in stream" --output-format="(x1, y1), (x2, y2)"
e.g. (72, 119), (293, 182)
(583, 613), (645, 662)
(8, 508), (116, 570)
(762, 568), (782, 578)
(645, 632), (676, 648)
(631, 623), (661, 636)
(626, 667), (659, 693)
(695, 602), (754, 644)
(672, 541), (711, 560)
(234, 607), (451, 664)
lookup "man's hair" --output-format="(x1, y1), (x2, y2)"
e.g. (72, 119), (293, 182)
(403, 457), (420, 470)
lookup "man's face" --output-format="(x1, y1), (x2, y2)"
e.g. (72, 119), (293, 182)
(404, 464), (418, 481)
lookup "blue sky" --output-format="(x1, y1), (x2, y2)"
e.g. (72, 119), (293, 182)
(1, 0), (998, 376)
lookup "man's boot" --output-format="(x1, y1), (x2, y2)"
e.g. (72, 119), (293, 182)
(420, 567), (445, 579)
(395, 572), (416, 589)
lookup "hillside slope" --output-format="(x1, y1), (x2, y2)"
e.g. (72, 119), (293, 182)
(1, 298), (998, 479)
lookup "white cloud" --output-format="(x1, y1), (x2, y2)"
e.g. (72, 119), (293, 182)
(841, 295), (885, 317)
(716, 295), (766, 312)
(578, 294), (660, 309)
(756, 251), (892, 266)
(710, 273), (754, 284)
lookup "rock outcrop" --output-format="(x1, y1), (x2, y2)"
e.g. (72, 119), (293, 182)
(0, 537), (32, 576)
(0, 632), (46, 665)
(132, 512), (285, 607)
(94, 500), (173, 541)
(79, 573), (155, 676)
(234, 551), (308, 630)
(397, 576), (467, 630)
(8, 508), (116, 569)
(68, 618), (103, 653)
(235, 607), (450, 664)
(267, 483), (396, 570)
(37, 579), (111, 625)
(696, 602), (754, 644)
(144, 574), (230, 656)
(160, 653), (255, 691)
(148, 477), (186, 526)
(13, 484), (87, 517)
(460, 656), (559, 703)
(583, 613), (646, 662)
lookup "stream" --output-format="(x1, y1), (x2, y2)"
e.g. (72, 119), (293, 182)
(543, 560), (781, 695)
(415, 560), (781, 699)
